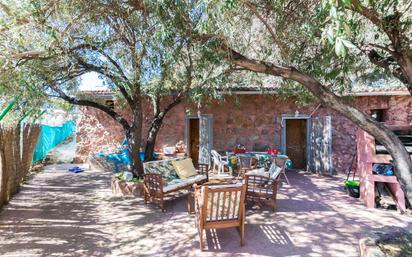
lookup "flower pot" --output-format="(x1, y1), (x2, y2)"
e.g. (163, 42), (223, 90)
(111, 177), (144, 196)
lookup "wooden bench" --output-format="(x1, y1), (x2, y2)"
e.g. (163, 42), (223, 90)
(143, 158), (208, 212)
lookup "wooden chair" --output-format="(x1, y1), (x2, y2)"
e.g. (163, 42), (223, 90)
(274, 157), (290, 185)
(237, 155), (257, 177)
(194, 182), (246, 250)
(244, 171), (280, 212)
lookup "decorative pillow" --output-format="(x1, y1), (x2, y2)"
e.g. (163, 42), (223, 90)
(172, 158), (197, 179)
(269, 164), (282, 179)
(145, 163), (178, 181)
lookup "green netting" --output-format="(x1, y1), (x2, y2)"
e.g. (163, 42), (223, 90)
(33, 120), (76, 163)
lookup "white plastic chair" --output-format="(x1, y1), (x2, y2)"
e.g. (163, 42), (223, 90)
(211, 150), (231, 176)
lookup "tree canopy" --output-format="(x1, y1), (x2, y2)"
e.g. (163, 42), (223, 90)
(1, 0), (411, 200)
(0, 0), (241, 173)
(150, 0), (412, 201)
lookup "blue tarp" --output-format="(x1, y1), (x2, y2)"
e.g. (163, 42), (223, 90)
(98, 139), (146, 173)
(98, 139), (158, 173)
(33, 121), (76, 162)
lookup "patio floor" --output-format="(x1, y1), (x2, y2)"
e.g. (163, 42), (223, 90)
(0, 164), (411, 257)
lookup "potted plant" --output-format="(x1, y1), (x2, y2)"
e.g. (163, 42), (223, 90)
(111, 171), (144, 196)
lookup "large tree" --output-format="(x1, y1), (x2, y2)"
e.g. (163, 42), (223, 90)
(0, 0), (230, 175)
(142, 37), (232, 161)
(1, 1), (151, 175)
(152, 0), (412, 204)
(0, 0), (235, 175)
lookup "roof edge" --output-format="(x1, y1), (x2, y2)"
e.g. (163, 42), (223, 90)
(78, 89), (410, 97)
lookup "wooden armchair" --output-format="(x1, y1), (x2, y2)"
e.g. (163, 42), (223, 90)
(194, 182), (246, 250)
(274, 157), (290, 185)
(237, 155), (257, 177)
(244, 172), (280, 212)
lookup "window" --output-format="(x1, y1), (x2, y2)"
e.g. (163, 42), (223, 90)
(370, 109), (386, 122)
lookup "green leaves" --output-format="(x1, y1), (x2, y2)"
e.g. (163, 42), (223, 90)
(335, 37), (346, 57)
(340, 37), (356, 48)
(319, 0), (358, 58)
(326, 26), (335, 44)
(329, 5), (338, 19)
(334, 37), (356, 57)
(223, 0), (237, 10)
(341, 0), (352, 8)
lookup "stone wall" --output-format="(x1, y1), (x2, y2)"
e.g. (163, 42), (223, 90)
(75, 94), (411, 173)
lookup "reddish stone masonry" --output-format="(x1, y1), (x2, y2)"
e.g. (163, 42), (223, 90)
(111, 178), (144, 197)
(88, 154), (144, 196)
(76, 94), (411, 174)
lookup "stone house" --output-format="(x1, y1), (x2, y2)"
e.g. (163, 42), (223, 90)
(75, 86), (411, 174)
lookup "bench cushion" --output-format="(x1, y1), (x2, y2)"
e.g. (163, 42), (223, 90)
(144, 158), (184, 181)
(172, 158), (197, 179)
(205, 183), (243, 221)
(163, 174), (207, 193)
(246, 168), (267, 176)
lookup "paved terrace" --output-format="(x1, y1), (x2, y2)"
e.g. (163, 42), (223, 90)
(0, 164), (411, 257)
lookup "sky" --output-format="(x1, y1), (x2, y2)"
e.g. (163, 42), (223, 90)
(78, 72), (107, 91)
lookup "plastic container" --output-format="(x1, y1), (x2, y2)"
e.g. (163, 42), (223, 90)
(344, 180), (360, 198)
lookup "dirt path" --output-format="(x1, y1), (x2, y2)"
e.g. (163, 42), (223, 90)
(0, 164), (411, 257)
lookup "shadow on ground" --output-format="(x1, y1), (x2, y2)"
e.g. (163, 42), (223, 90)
(0, 165), (411, 257)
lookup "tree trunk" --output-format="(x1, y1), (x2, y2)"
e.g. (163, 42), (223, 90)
(291, 72), (412, 204)
(144, 116), (164, 162)
(396, 54), (412, 94)
(227, 51), (412, 205)
(127, 110), (144, 177)
(144, 95), (183, 162)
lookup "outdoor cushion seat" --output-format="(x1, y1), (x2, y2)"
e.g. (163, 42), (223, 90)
(144, 159), (182, 181)
(143, 158), (208, 212)
(194, 183), (243, 221)
(206, 183), (243, 221)
(246, 168), (267, 176)
(163, 174), (207, 193)
(194, 182), (246, 250)
(246, 164), (282, 181)
(244, 163), (281, 211)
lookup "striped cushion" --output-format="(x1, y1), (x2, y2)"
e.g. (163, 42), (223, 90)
(204, 183), (243, 221)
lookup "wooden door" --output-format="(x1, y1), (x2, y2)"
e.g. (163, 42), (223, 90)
(189, 119), (199, 165)
(285, 119), (307, 169)
(308, 116), (333, 175)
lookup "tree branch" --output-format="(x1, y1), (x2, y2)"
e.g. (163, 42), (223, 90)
(244, 1), (279, 47)
(74, 56), (135, 107)
(367, 50), (409, 84)
(69, 43), (132, 86)
(48, 84), (130, 131)
(346, 1), (412, 93)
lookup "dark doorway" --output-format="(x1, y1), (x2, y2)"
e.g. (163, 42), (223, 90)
(188, 118), (200, 165)
(285, 119), (307, 169)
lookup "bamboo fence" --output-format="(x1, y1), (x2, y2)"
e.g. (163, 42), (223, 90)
(0, 124), (41, 208)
